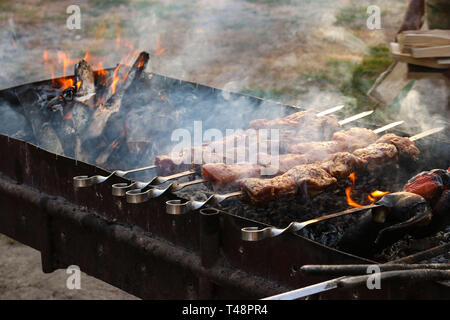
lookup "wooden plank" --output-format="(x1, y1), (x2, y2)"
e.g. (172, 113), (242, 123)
(412, 45), (450, 58)
(398, 30), (450, 53)
(367, 62), (410, 107)
(390, 42), (449, 69)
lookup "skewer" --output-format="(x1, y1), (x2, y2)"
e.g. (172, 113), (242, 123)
(300, 263), (450, 276)
(241, 205), (380, 241)
(165, 191), (243, 215)
(73, 165), (156, 188)
(238, 126), (445, 241)
(337, 110), (373, 125)
(71, 107), (354, 190)
(262, 269), (450, 300)
(316, 104), (345, 117)
(372, 121), (404, 134)
(161, 121), (413, 213)
(118, 111), (378, 195)
(111, 170), (196, 196)
(154, 110), (377, 176)
(126, 179), (207, 204)
(409, 126), (444, 141)
(136, 120), (397, 206)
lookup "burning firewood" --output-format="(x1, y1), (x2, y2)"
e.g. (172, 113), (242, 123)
(337, 192), (433, 257)
(74, 59), (95, 103)
(15, 88), (64, 155)
(83, 52), (149, 144)
(53, 59), (96, 158)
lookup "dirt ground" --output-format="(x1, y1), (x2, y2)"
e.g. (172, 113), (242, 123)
(0, 0), (421, 299)
(0, 235), (137, 299)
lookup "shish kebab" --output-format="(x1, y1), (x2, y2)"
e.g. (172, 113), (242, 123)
(111, 108), (374, 195)
(74, 104), (345, 187)
(164, 127), (443, 213)
(154, 109), (373, 176)
(125, 122), (405, 204)
(201, 124), (405, 189)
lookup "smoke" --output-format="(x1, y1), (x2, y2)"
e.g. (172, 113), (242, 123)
(397, 79), (449, 132)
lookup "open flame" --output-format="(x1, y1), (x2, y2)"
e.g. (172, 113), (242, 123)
(345, 172), (389, 207)
(155, 36), (165, 56)
(41, 34), (154, 105)
(43, 50), (84, 91)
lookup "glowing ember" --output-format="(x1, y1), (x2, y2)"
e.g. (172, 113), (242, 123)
(346, 172), (389, 207)
(96, 62), (107, 76)
(111, 140), (120, 150)
(59, 78), (74, 91)
(63, 111), (73, 120)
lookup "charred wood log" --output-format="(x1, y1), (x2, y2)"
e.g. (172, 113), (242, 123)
(52, 60), (97, 158)
(126, 93), (177, 154)
(337, 192), (433, 258)
(74, 59), (96, 106)
(82, 52), (149, 164)
(84, 52), (149, 142)
(15, 88), (64, 154)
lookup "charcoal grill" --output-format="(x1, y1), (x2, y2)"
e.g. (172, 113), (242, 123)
(0, 70), (449, 299)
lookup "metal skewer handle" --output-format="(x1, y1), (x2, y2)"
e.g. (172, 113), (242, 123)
(166, 191), (243, 215)
(111, 170), (195, 196)
(73, 165), (156, 188)
(126, 179), (207, 204)
(241, 205), (380, 241)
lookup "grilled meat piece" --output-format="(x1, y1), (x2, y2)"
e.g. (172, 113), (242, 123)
(238, 164), (337, 205)
(249, 110), (340, 141)
(288, 141), (344, 158)
(202, 163), (261, 188)
(331, 127), (378, 151)
(249, 110), (310, 130)
(376, 133), (420, 160)
(319, 152), (367, 178)
(238, 175), (298, 206)
(286, 164), (338, 196)
(155, 146), (227, 175)
(200, 154), (308, 186)
(353, 143), (398, 170)
(277, 154), (310, 173)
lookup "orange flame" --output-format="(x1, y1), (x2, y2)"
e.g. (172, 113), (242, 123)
(346, 173), (389, 207)
(83, 51), (90, 62)
(96, 62), (107, 76)
(155, 37), (165, 55)
(111, 64), (121, 94)
(115, 24), (121, 52)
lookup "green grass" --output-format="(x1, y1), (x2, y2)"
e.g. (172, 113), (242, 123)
(345, 45), (392, 107)
(241, 87), (293, 100)
(242, 45), (392, 108)
(335, 5), (368, 30)
(300, 45), (392, 108)
(89, 0), (130, 9)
